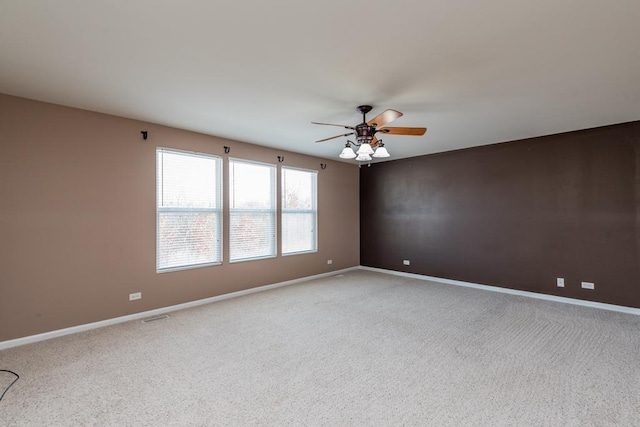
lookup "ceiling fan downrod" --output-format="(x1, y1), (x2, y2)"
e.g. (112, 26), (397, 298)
(357, 105), (373, 123)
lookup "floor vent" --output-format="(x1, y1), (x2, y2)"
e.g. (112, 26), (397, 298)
(141, 314), (170, 323)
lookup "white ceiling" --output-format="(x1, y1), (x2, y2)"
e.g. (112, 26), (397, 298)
(2, 1), (640, 162)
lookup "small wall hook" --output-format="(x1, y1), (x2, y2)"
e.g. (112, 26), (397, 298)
(277, 156), (285, 163)
(224, 146), (231, 154)
(320, 163), (327, 170)
(141, 131), (148, 140)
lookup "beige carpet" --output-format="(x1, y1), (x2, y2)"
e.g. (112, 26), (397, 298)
(1, 270), (639, 426)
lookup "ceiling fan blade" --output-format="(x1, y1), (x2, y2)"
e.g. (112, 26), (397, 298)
(367, 109), (403, 127)
(315, 132), (354, 143)
(378, 127), (427, 136)
(311, 122), (355, 130)
(370, 136), (379, 149)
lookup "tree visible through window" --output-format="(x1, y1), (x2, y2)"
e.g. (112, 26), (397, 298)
(156, 148), (222, 271)
(282, 167), (317, 255)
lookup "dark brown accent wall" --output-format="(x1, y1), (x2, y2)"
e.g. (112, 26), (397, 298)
(361, 122), (640, 308)
(0, 94), (360, 342)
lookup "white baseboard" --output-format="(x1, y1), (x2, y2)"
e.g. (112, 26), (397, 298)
(5, 265), (635, 351)
(360, 266), (640, 316)
(0, 267), (359, 350)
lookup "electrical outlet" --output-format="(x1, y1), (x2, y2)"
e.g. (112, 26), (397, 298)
(581, 282), (595, 290)
(557, 278), (565, 288)
(129, 292), (142, 301)
(403, 260), (410, 266)
(327, 259), (333, 265)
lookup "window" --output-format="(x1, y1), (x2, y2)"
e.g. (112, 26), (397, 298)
(156, 148), (222, 272)
(282, 167), (317, 255)
(229, 159), (276, 262)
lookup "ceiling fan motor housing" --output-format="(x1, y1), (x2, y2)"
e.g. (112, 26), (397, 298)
(355, 123), (375, 145)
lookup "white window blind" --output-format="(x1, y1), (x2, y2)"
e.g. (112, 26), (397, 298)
(156, 148), (222, 272)
(282, 167), (317, 255)
(229, 159), (276, 262)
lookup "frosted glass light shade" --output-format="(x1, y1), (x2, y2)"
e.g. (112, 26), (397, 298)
(356, 143), (374, 155)
(372, 146), (390, 158)
(339, 146), (357, 159)
(355, 153), (372, 162)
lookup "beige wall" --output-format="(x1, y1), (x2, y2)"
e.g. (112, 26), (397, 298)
(0, 94), (360, 341)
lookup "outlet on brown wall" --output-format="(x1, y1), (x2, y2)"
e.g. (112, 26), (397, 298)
(360, 121), (640, 308)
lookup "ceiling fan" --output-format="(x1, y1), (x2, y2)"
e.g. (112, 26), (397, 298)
(312, 105), (427, 162)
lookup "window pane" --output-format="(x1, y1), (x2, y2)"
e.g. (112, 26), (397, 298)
(283, 168), (314, 210)
(229, 159), (276, 262)
(158, 150), (220, 208)
(230, 161), (275, 209)
(282, 212), (315, 254)
(229, 211), (276, 261)
(282, 167), (317, 255)
(158, 212), (221, 270)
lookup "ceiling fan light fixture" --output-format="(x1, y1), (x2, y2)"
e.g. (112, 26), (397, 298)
(356, 143), (374, 155)
(339, 142), (357, 159)
(373, 146), (390, 158)
(355, 153), (372, 162)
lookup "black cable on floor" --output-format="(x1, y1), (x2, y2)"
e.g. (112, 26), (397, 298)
(0, 370), (19, 402)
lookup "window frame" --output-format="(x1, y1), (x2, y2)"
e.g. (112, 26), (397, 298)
(281, 166), (318, 256)
(228, 157), (277, 263)
(156, 147), (223, 273)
